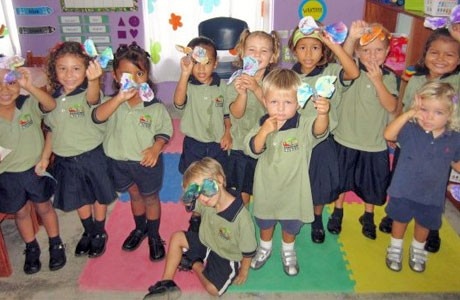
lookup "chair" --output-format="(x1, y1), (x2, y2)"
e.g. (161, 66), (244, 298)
(198, 17), (248, 79)
(25, 51), (47, 67)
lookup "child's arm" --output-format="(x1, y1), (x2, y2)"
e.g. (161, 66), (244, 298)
(173, 56), (194, 108)
(449, 23), (460, 43)
(367, 62), (398, 113)
(312, 97), (330, 137)
(240, 74), (264, 105)
(220, 117), (232, 150)
(232, 257), (252, 285)
(252, 116), (277, 153)
(35, 131), (53, 175)
(17, 68), (55, 112)
(86, 61), (103, 105)
(343, 20), (367, 57)
(141, 137), (168, 167)
(229, 76), (249, 119)
(93, 89), (137, 122)
(384, 106), (417, 142)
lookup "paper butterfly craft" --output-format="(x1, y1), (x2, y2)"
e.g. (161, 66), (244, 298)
(83, 39), (114, 69)
(424, 5), (460, 30)
(120, 73), (155, 102)
(298, 16), (348, 44)
(227, 56), (259, 85)
(297, 75), (337, 108)
(175, 44), (209, 64)
(0, 55), (25, 83)
(182, 178), (219, 212)
(360, 24), (390, 46)
(449, 184), (460, 202)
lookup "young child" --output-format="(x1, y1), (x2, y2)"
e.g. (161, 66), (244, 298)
(384, 81), (460, 273)
(288, 18), (359, 243)
(41, 41), (117, 258)
(0, 64), (66, 274)
(379, 28), (460, 251)
(327, 21), (398, 240)
(144, 157), (257, 298)
(226, 29), (280, 205)
(245, 68), (330, 276)
(174, 37), (231, 232)
(93, 42), (173, 261)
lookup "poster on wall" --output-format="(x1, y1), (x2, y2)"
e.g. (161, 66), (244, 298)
(61, 0), (137, 12)
(298, 0), (327, 21)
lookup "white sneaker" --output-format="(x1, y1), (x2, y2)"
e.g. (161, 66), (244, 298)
(386, 244), (403, 272)
(281, 249), (299, 276)
(250, 246), (271, 270)
(409, 246), (428, 273)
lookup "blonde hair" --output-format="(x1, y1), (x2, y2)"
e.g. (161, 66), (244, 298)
(412, 81), (460, 132)
(182, 157), (226, 189)
(262, 68), (301, 96)
(234, 29), (280, 70)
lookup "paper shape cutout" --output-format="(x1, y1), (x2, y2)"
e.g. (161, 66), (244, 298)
(424, 5), (460, 30)
(227, 56), (259, 85)
(120, 73), (154, 102)
(181, 178), (219, 212)
(298, 16), (348, 44)
(360, 24), (388, 46)
(176, 45), (208, 64)
(0, 24), (7, 38)
(0, 146), (12, 161)
(83, 39), (114, 68)
(0, 55), (25, 83)
(449, 184), (460, 202)
(297, 75), (337, 108)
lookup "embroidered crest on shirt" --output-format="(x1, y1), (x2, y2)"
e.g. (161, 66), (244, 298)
(282, 137), (299, 152)
(68, 104), (84, 118)
(139, 114), (152, 129)
(214, 95), (224, 107)
(18, 113), (33, 129)
(218, 227), (231, 241)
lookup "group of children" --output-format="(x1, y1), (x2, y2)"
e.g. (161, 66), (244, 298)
(0, 13), (459, 299)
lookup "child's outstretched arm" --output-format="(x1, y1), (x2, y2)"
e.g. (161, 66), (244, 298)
(252, 116), (277, 153)
(384, 103), (417, 141)
(173, 56), (194, 107)
(17, 68), (55, 112)
(312, 97), (330, 137)
(343, 20), (367, 56)
(93, 89), (137, 122)
(229, 76), (249, 119)
(86, 60), (103, 105)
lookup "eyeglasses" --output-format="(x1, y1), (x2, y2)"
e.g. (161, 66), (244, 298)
(182, 178), (219, 209)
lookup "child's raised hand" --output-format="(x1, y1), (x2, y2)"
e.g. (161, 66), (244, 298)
(313, 97), (330, 115)
(234, 76), (247, 94)
(115, 87), (138, 103)
(261, 115), (278, 134)
(180, 56), (194, 75)
(239, 74), (259, 92)
(86, 60), (103, 81)
(365, 60), (383, 83)
(16, 67), (33, 89)
(349, 20), (368, 40)
(449, 23), (460, 43)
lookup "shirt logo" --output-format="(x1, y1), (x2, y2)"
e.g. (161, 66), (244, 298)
(139, 114), (152, 128)
(68, 104), (85, 118)
(18, 113), (33, 129)
(218, 227), (231, 241)
(214, 95), (224, 107)
(283, 137), (299, 152)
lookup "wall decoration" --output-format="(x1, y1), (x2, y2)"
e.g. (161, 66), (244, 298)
(298, 0), (327, 22)
(15, 6), (53, 16)
(61, 0), (137, 12)
(19, 26), (55, 35)
(169, 13), (182, 31)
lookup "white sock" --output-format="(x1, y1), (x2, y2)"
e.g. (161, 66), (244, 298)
(390, 237), (403, 248)
(260, 239), (272, 250)
(411, 238), (426, 250)
(281, 240), (295, 252)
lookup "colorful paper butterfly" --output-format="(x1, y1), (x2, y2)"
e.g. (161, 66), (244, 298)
(120, 73), (155, 102)
(449, 184), (460, 202)
(298, 16), (348, 44)
(176, 45), (209, 65)
(182, 178), (219, 211)
(0, 55), (25, 83)
(297, 76), (337, 109)
(360, 24), (390, 46)
(424, 5), (460, 30)
(83, 39), (114, 69)
(227, 56), (259, 85)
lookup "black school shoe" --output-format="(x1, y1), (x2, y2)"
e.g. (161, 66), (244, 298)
(148, 236), (165, 261)
(425, 229), (441, 253)
(88, 232), (108, 258)
(144, 280), (181, 299)
(327, 215), (342, 234)
(24, 245), (41, 275)
(379, 216), (393, 233)
(359, 215), (377, 240)
(49, 243), (66, 271)
(311, 228), (325, 244)
(75, 232), (91, 256)
(122, 229), (147, 251)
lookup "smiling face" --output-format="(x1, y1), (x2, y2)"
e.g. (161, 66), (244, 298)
(424, 38), (460, 79)
(243, 34), (275, 72)
(0, 69), (20, 108)
(55, 54), (87, 94)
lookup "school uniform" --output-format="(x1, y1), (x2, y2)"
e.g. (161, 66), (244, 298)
(175, 74), (228, 174)
(44, 83), (116, 212)
(245, 112), (327, 224)
(0, 95), (54, 213)
(184, 194), (257, 296)
(333, 64), (398, 205)
(99, 97), (173, 195)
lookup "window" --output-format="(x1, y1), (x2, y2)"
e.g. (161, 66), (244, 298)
(0, 0), (20, 56)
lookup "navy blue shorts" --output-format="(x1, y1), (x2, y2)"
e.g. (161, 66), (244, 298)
(254, 217), (304, 236)
(335, 142), (390, 205)
(52, 145), (117, 212)
(0, 167), (55, 214)
(385, 197), (443, 230)
(225, 150), (256, 195)
(109, 155), (164, 196)
(184, 231), (239, 296)
(309, 135), (340, 205)
(178, 136), (228, 174)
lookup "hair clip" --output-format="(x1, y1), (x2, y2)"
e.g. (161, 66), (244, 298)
(297, 75), (337, 109)
(0, 55), (25, 83)
(83, 39), (114, 68)
(360, 24), (390, 46)
(175, 44), (209, 65)
(298, 16), (348, 44)
(424, 4), (460, 30)
(227, 56), (259, 85)
(120, 73), (154, 102)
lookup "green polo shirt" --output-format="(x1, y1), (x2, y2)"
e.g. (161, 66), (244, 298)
(102, 98), (173, 161)
(0, 95), (45, 173)
(334, 67), (398, 152)
(44, 85), (105, 157)
(176, 75), (228, 143)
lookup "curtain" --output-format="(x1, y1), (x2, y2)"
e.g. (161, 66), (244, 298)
(143, 0), (263, 82)
(0, 0), (20, 56)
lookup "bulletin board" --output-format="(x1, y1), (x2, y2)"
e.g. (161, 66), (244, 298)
(12, 0), (144, 57)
